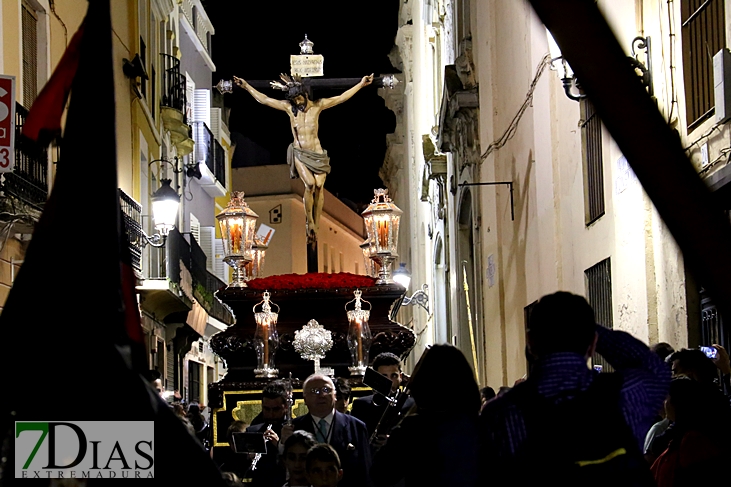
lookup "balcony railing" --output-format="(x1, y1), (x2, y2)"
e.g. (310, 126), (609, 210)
(160, 54), (187, 121)
(189, 233), (231, 324)
(2, 103), (49, 209)
(118, 189), (143, 273)
(192, 121), (226, 185)
(120, 204), (232, 323)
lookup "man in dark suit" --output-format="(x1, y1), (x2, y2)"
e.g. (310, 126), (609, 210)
(245, 381), (289, 487)
(280, 373), (371, 487)
(350, 352), (415, 438)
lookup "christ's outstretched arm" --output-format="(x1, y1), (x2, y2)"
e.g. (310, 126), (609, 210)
(318, 74), (374, 110)
(233, 76), (289, 111)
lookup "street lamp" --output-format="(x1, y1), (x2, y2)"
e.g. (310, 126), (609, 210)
(392, 262), (411, 289)
(216, 192), (259, 288)
(141, 179), (180, 247)
(391, 263), (430, 319)
(547, 29), (652, 102)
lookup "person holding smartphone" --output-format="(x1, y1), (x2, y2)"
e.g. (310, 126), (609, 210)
(708, 344), (731, 399)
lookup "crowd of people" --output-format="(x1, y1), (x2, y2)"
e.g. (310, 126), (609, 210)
(148, 291), (731, 486)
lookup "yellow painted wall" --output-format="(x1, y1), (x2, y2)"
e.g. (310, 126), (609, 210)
(2, 1), (21, 82)
(112, 0), (136, 197)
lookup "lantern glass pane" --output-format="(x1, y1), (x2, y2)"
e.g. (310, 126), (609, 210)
(347, 310), (372, 371)
(389, 214), (401, 251)
(226, 217), (245, 256)
(244, 218), (257, 254)
(254, 310), (279, 371)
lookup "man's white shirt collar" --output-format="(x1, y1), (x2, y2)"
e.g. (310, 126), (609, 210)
(311, 409), (335, 426)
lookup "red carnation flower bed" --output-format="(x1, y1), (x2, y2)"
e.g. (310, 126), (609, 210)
(246, 272), (377, 291)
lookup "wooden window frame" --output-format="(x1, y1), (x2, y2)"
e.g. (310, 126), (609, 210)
(681, 0), (726, 130)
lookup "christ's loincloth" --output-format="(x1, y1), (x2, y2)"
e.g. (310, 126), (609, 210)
(287, 143), (331, 179)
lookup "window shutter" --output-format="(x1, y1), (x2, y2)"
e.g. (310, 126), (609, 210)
(214, 239), (226, 281)
(190, 213), (200, 243)
(210, 108), (222, 140)
(165, 342), (174, 391)
(185, 73), (195, 123)
(199, 226), (215, 272)
(21, 3), (38, 108)
(193, 89), (210, 125)
(682, 0), (726, 128)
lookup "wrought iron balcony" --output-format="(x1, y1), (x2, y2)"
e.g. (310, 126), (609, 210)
(124, 205), (233, 325)
(160, 54), (194, 156)
(189, 233), (233, 325)
(118, 189), (143, 273)
(160, 54), (187, 117)
(2, 103), (49, 209)
(192, 121), (226, 186)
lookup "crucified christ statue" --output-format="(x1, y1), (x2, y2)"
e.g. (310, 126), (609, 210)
(233, 73), (374, 244)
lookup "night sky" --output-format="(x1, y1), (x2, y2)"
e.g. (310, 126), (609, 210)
(204, 0), (401, 211)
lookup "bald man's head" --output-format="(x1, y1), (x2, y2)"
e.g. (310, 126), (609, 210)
(303, 374), (336, 418)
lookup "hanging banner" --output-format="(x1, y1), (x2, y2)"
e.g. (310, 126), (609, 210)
(0, 75), (16, 173)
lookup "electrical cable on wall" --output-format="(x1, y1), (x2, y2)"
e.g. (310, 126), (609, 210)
(684, 122), (725, 152)
(479, 53), (552, 163)
(49, 0), (68, 47)
(664, 0), (679, 125)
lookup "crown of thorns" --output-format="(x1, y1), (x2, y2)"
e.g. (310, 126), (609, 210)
(270, 73), (303, 92)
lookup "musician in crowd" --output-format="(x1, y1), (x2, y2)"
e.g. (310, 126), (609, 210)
(217, 421), (250, 480)
(371, 344), (481, 487)
(350, 352), (415, 437)
(280, 373), (372, 487)
(245, 381), (289, 487)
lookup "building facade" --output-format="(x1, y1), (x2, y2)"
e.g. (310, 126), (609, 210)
(387, 0), (727, 386)
(0, 0), (235, 410)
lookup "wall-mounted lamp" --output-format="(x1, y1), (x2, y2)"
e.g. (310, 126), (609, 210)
(548, 30), (652, 102)
(141, 179), (180, 247)
(149, 157), (201, 181)
(630, 36), (653, 98)
(391, 263), (430, 319)
(123, 53), (148, 80)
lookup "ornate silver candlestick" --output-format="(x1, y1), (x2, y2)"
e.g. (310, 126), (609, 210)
(253, 291), (279, 378)
(293, 319), (334, 376)
(346, 290), (372, 376)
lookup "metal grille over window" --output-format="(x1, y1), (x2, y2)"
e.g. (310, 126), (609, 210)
(585, 258), (613, 372)
(681, 0), (726, 129)
(700, 288), (729, 354)
(581, 98), (605, 225)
